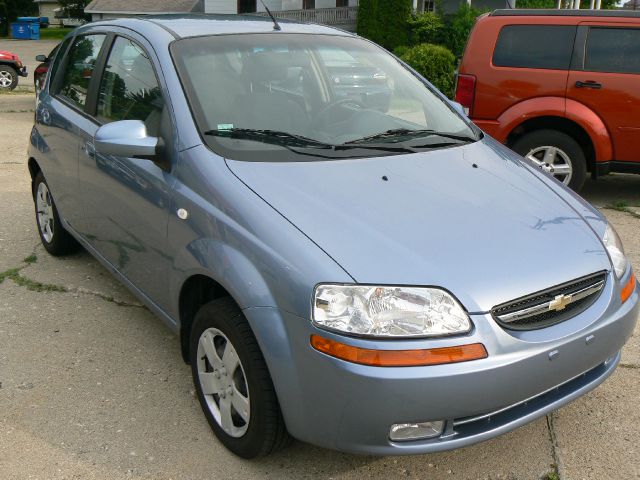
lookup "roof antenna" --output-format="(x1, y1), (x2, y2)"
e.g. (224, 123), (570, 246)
(259, 0), (281, 31)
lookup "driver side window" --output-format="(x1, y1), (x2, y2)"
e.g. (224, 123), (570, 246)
(96, 36), (163, 136)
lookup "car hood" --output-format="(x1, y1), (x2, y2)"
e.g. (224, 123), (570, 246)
(225, 139), (611, 313)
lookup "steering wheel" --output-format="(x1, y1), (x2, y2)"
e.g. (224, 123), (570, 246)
(311, 98), (367, 130)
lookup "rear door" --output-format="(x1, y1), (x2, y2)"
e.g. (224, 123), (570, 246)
(37, 33), (106, 230)
(567, 23), (640, 163)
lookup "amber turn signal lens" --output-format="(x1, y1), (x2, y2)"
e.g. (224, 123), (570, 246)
(621, 272), (636, 304)
(310, 335), (487, 367)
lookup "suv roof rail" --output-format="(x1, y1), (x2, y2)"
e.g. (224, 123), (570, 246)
(490, 9), (640, 18)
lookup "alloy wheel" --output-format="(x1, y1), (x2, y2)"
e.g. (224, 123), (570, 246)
(525, 146), (573, 185)
(0, 70), (13, 88)
(36, 182), (55, 243)
(197, 327), (250, 438)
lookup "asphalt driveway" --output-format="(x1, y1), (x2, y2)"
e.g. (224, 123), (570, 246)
(1, 94), (639, 479)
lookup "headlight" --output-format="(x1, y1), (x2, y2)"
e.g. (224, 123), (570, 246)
(313, 285), (471, 337)
(603, 224), (629, 279)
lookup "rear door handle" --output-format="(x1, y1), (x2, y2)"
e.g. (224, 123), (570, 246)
(575, 81), (602, 89)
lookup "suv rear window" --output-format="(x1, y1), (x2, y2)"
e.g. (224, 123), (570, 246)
(585, 27), (640, 74)
(493, 25), (576, 70)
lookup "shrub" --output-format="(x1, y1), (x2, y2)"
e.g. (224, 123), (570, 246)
(407, 11), (444, 46)
(397, 43), (456, 98)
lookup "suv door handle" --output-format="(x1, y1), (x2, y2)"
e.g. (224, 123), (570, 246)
(575, 81), (602, 89)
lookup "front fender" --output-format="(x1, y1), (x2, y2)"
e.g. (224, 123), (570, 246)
(171, 238), (278, 313)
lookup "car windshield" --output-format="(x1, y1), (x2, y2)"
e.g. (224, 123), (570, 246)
(171, 33), (478, 161)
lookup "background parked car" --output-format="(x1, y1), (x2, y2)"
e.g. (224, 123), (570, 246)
(456, 9), (640, 191)
(0, 49), (28, 90)
(34, 44), (60, 95)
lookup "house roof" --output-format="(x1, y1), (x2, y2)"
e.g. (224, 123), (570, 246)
(85, 0), (204, 14)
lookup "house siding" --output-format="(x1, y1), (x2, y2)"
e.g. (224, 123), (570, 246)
(204, 0), (238, 13)
(38, 3), (64, 26)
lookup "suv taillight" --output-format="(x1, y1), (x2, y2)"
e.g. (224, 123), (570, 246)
(454, 74), (476, 117)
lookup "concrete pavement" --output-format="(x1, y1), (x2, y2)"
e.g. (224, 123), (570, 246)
(0, 39), (60, 90)
(1, 95), (639, 479)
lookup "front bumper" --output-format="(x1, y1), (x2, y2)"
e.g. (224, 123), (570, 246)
(245, 273), (638, 455)
(18, 66), (28, 77)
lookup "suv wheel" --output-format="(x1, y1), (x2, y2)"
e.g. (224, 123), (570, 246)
(0, 65), (18, 90)
(33, 172), (80, 255)
(190, 297), (291, 458)
(511, 130), (587, 191)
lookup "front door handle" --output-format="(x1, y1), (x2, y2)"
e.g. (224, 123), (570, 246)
(575, 80), (602, 89)
(82, 141), (96, 158)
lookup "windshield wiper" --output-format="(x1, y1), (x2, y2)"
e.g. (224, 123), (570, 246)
(345, 128), (476, 145)
(204, 128), (416, 156)
(204, 128), (333, 149)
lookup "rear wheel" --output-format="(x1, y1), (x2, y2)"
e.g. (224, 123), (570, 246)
(0, 65), (18, 91)
(33, 172), (80, 256)
(511, 129), (587, 191)
(190, 298), (291, 458)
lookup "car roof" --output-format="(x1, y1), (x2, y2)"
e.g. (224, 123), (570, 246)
(87, 14), (354, 39)
(490, 9), (640, 18)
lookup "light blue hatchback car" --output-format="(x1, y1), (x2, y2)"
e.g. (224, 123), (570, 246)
(28, 14), (638, 458)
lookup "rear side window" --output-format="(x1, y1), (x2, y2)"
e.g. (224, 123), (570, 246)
(585, 27), (640, 74)
(57, 34), (106, 109)
(48, 38), (70, 87)
(96, 36), (163, 135)
(493, 25), (576, 70)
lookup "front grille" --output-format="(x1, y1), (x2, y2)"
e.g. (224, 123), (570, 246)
(492, 271), (607, 330)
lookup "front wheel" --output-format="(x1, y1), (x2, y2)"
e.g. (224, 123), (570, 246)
(511, 129), (587, 192)
(0, 65), (18, 91)
(190, 298), (291, 458)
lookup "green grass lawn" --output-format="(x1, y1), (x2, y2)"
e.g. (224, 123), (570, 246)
(0, 27), (73, 40)
(39, 28), (74, 40)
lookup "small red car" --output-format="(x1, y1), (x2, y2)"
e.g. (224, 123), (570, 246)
(0, 50), (27, 90)
(456, 9), (640, 191)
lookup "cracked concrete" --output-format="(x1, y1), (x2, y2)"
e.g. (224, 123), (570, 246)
(2, 92), (640, 479)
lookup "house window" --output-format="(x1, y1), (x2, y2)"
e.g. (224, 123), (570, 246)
(303, 0), (315, 9)
(336, 0), (348, 6)
(238, 0), (257, 13)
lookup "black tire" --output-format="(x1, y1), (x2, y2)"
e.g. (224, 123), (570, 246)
(0, 65), (19, 91)
(511, 129), (587, 192)
(190, 297), (291, 458)
(33, 171), (80, 256)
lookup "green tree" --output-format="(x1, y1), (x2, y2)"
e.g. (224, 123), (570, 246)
(441, 3), (485, 57)
(58, 0), (91, 19)
(357, 0), (412, 51)
(0, 0), (38, 36)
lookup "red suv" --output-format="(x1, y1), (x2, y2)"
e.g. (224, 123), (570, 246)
(456, 9), (640, 191)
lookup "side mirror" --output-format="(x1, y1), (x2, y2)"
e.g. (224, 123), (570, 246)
(449, 100), (467, 117)
(94, 120), (159, 158)
(35, 54), (47, 62)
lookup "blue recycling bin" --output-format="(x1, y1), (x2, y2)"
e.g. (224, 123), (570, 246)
(10, 21), (40, 40)
(11, 22), (30, 39)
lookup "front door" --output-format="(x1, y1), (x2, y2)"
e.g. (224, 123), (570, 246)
(77, 34), (175, 311)
(567, 23), (640, 163)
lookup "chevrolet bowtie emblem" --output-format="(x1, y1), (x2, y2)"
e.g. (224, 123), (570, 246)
(549, 294), (573, 311)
